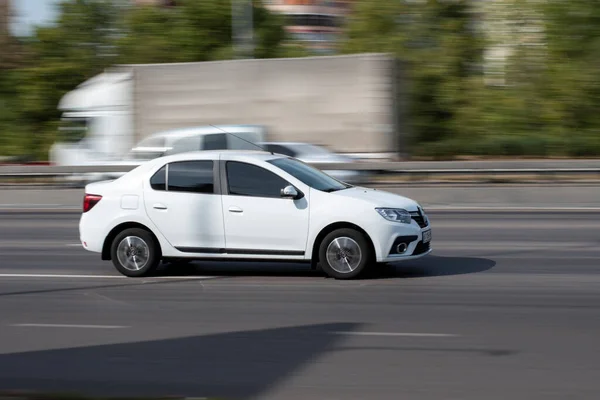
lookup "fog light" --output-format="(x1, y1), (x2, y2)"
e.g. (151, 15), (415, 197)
(396, 243), (407, 253)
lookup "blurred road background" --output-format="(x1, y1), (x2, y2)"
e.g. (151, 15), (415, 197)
(2, 0), (600, 164)
(1, 0), (600, 399)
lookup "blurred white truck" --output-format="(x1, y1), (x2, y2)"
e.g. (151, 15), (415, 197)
(50, 53), (406, 168)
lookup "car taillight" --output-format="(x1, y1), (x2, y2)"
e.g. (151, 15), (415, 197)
(83, 194), (102, 213)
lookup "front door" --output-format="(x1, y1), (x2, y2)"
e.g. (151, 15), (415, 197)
(143, 160), (225, 252)
(220, 160), (310, 255)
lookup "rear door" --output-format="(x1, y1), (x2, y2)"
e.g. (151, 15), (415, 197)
(143, 159), (225, 252)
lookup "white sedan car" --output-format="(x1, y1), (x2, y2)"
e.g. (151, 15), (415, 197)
(79, 150), (432, 279)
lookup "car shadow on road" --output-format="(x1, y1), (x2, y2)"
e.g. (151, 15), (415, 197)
(0, 322), (361, 399)
(153, 255), (496, 280)
(154, 261), (322, 278)
(364, 255), (497, 280)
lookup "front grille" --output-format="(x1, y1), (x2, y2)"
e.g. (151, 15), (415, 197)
(410, 210), (429, 228)
(412, 241), (430, 255)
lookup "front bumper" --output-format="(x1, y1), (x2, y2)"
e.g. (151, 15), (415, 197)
(373, 218), (432, 263)
(378, 235), (432, 262)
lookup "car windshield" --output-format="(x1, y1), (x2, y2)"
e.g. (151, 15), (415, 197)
(268, 157), (351, 192)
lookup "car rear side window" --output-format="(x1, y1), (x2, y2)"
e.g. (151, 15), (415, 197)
(226, 161), (288, 198)
(167, 161), (214, 194)
(150, 165), (166, 191)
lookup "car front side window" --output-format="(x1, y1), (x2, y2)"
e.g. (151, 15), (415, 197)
(226, 161), (290, 198)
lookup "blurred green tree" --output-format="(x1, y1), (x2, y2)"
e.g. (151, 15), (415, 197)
(539, 0), (600, 156)
(4, 0), (291, 160)
(116, 0), (288, 64)
(339, 0), (486, 156)
(12, 0), (120, 159)
(7, 0), (599, 160)
(340, 0), (600, 158)
(0, 0), (26, 157)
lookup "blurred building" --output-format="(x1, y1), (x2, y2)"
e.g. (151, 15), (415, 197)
(263, 0), (355, 54)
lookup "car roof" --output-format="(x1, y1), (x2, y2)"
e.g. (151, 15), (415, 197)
(148, 125), (265, 138)
(147, 149), (283, 165)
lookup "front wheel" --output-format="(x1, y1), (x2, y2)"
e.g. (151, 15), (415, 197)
(318, 228), (373, 279)
(110, 228), (160, 277)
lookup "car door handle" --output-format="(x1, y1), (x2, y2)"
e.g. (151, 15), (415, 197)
(153, 203), (168, 210)
(228, 206), (243, 213)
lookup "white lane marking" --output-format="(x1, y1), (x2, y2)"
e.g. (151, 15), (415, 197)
(10, 323), (129, 329)
(65, 244), (82, 247)
(333, 331), (459, 338)
(0, 273), (217, 280)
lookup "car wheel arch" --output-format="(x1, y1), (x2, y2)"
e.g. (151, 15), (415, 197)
(101, 222), (162, 261)
(311, 221), (376, 267)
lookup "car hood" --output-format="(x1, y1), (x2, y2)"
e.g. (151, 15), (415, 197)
(330, 186), (420, 211)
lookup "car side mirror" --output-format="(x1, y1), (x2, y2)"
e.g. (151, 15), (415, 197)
(281, 185), (303, 200)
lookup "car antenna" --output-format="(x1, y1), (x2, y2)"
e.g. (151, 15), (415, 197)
(208, 124), (274, 155)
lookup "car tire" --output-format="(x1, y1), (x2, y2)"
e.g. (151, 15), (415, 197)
(110, 228), (160, 277)
(318, 228), (373, 279)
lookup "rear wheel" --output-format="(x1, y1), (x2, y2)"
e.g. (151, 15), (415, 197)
(318, 228), (373, 279)
(110, 228), (160, 277)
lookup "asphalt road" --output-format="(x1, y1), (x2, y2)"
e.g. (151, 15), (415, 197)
(0, 211), (599, 400)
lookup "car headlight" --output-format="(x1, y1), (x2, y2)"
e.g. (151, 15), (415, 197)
(375, 208), (411, 224)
